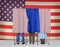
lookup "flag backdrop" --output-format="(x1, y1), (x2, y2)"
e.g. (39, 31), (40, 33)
(0, 0), (60, 39)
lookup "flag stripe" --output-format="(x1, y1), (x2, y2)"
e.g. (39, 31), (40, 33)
(51, 26), (60, 30)
(0, 30), (60, 34)
(51, 16), (60, 19)
(0, 36), (60, 40)
(26, 0), (60, 2)
(0, 21), (12, 25)
(0, 32), (16, 36)
(51, 23), (60, 26)
(0, 32), (60, 36)
(25, 5), (60, 9)
(51, 30), (60, 33)
(51, 9), (60, 12)
(0, 25), (12, 29)
(51, 19), (60, 23)
(51, 12), (60, 16)
(0, 28), (12, 32)
(26, 2), (60, 5)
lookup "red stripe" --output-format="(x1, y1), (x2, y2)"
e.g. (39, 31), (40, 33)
(0, 39), (12, 40)
(51, 26), (60, 30)
(0, 32), (16, 36)
(0, 32), (60, 37)
(26, 0), (60, 2)
(25, 5), (60, 9)
(51, 12), (60, 16)
(51, 19), (60, 23)
(0, 25), (12, 29)
(47, 33), (60, 36)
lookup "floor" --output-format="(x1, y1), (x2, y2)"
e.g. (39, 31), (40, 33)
(0, 40), (60, 47)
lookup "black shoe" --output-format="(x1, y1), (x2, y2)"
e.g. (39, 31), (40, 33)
(17, 42), (19, 45)
(22, 42), (25, 44)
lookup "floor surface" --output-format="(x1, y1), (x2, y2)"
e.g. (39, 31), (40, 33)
(0, 40), (60, 47)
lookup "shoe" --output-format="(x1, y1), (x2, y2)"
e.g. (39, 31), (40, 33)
(17, 42), (19, 45)
(40, 39), (45, 44)
(22, 42), (25, 44)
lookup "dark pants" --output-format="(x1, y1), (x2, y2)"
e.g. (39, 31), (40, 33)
(29, 32), (35, 44)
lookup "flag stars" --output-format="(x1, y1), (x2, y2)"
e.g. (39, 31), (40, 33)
(7, 14), (9, 16)
(7, 19), (9, 21)
(0, 0), (25, 21)
(9, 16), (12, 19)
(2, 18), (4, 21)
(0, 10), (1, 12)
(4, 5), (7, 8)
(2, 8), (4, 10)
(2, 13), (4, 15)
(14, 1), (17, 4)
(7, 8), (9, 11)
(15, 6), (17, 8)
(7, 3), (9, 6)
(0, 5), (1, 7)
(9, 6), (12, 8)
(4, 0), (7, 3)
(4, 16), (7, 18)
(22, 4), (24, 7)
(0, 0), (1, 2)
(9, 11), (12, 14)
(0, 15), (1, 18)
(4, 11), (7, 13)
(17, 4), (20, 6)
(9, 1), (12, 3)
(20, 1), (22, 4)
(20, 7), (22, 8)
(12, 3), (14, 6)
(1, 2), (4, 5)
(22, 0), (24, 1)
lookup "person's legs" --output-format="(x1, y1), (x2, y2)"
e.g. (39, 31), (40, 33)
(16, 33), (20, 45)
(22, 33), (25, 44)
(40, 39), (45, 44)
(29, 32), (32, 44)
(38, 33), (47, 44)
(32, 33), (35, 44)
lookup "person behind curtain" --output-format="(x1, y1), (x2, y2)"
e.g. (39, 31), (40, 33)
(26, 8), (40, 44)
(38, 9), (50, 44)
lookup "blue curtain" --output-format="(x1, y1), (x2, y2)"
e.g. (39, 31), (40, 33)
(26, 8), (40, 33)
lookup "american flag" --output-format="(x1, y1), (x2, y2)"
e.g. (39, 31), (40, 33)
(0, 0), (60, 39)
(0, 0), (25, 39)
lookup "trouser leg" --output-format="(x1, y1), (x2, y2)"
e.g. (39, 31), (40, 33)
(29, 33), (32, 44)
(32, 33), (35, 44)
(16, 33), (20, 45)
(22, 33), (25, 44)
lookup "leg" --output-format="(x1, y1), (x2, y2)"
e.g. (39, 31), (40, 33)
(16, 33), (20, 45)
(32, 33), (35, 44)
(29, 33), (32, 44)
(22, 33), (25, 44)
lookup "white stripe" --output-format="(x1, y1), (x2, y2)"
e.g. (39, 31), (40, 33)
(51, 9), (60, 12)
(0, 21), (13, 25)
(0, 35), (60, 40)
(0, 35), (14, 39)
(26, 2), (60, 5)
(51, 30), (60, 33)
(51, 16), (60, 19)
(51, 23), (60, 26)
(48, 37), (60, 40)
(0, 28), (12, 32)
